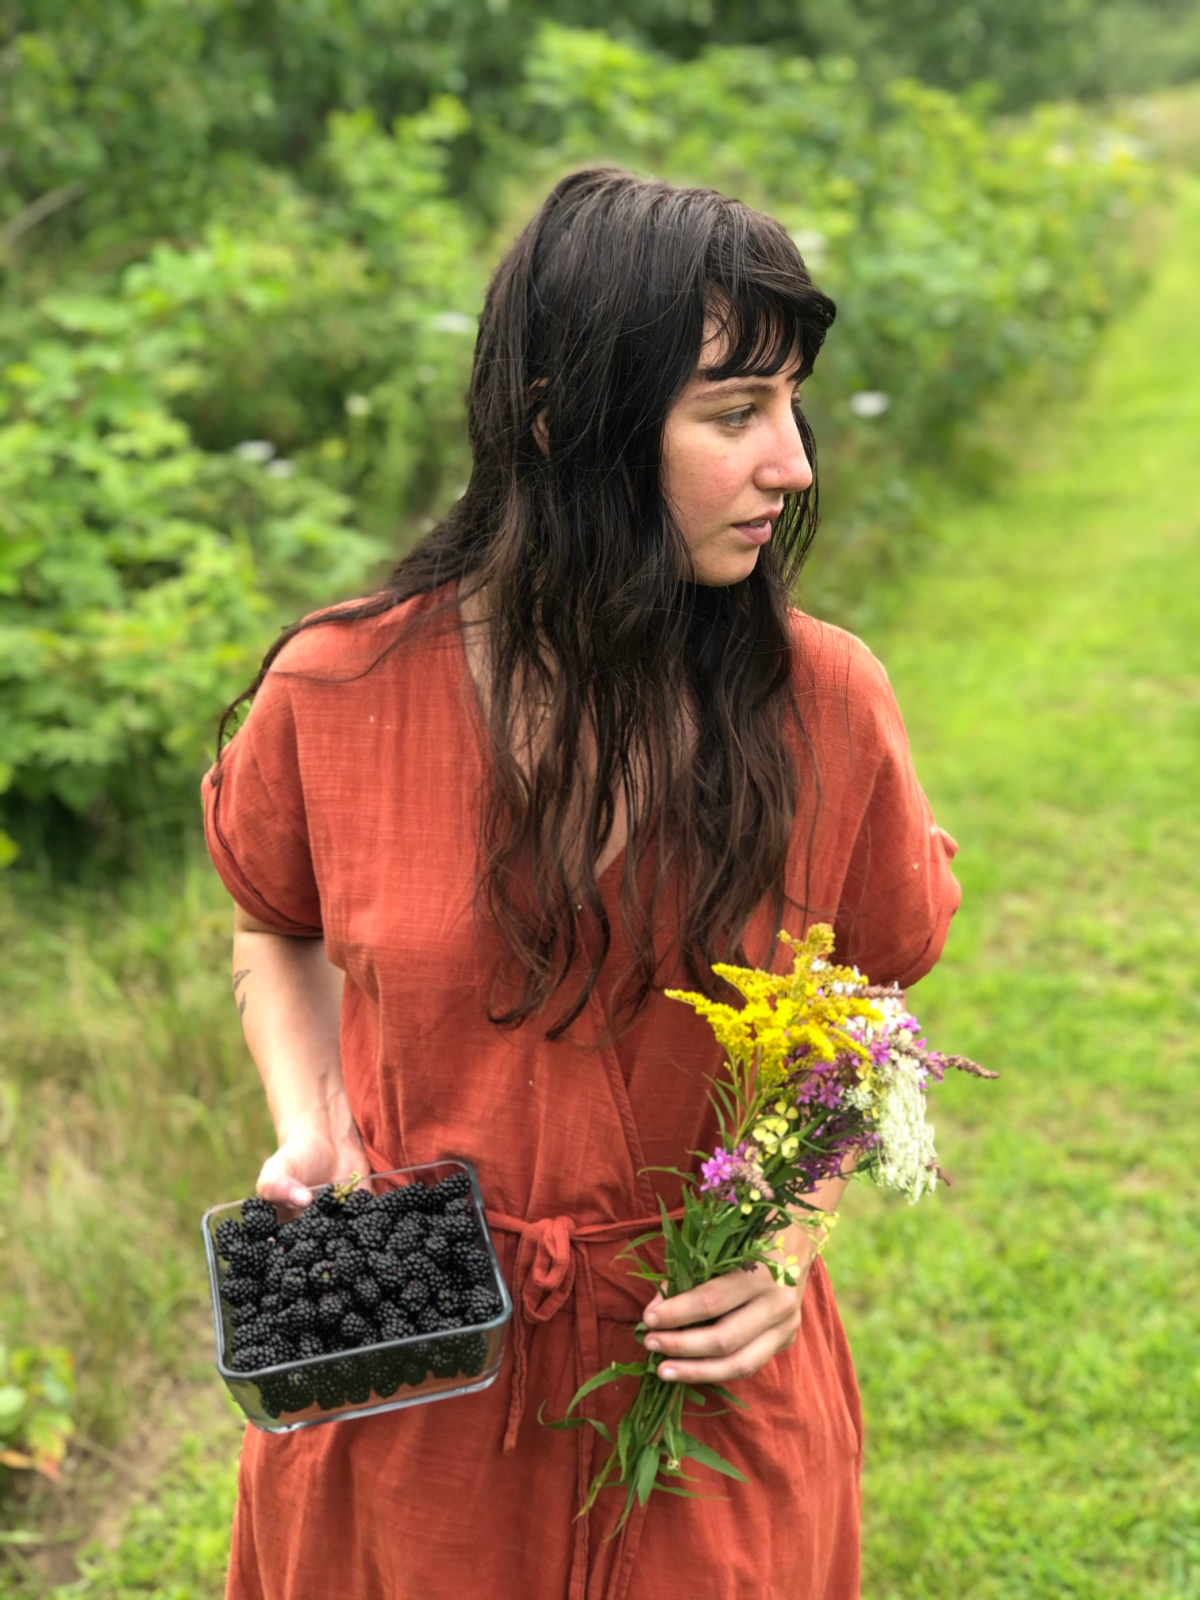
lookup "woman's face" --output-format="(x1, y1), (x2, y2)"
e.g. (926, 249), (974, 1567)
(660, 325), (813, 586)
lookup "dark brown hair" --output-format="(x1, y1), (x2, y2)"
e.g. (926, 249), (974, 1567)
(217, 167), (836, 1038)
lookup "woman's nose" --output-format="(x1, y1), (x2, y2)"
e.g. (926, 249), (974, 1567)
(758, 410), (813, 495)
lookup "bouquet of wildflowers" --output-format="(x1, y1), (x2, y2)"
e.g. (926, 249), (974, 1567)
(547, 923), (996, 1528)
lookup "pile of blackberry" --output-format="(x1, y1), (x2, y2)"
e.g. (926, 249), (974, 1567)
(214, 1172), (504, 1419)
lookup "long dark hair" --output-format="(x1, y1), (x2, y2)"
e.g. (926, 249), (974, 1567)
(216, 167), (837, 1038)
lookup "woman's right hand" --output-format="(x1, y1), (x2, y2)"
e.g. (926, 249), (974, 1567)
(256, 1112), (369, 1211)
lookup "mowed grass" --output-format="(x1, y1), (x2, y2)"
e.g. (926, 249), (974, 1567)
(4, 186), (1199, 1600)
(833, 180), (1200, 1600)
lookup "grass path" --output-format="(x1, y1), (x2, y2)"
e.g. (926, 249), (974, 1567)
(840, 179), (1200, 1598)
(14, 183), (1199, 1600)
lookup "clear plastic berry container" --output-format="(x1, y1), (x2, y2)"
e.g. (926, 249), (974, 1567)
(201, 1159), (512, 1433)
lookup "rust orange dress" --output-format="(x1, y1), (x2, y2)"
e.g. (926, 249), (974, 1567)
(202, 582), (960, 1600)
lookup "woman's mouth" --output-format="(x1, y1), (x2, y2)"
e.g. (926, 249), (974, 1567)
(731, 516), (775, 546)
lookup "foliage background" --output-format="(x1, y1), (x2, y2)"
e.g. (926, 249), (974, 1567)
(1, 3), (1196, 1594)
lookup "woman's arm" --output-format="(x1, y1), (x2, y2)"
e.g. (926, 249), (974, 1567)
(232, 906), (367, 1208)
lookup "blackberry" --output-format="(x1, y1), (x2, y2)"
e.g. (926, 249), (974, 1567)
(215, 1219), (243, 1259)
(296, 1331), (325, 1360)
(230, 1324), (260, 1355)
(282, 1297), (317, 1334)
(257, 1377), (286, 1419)
(444, 1195), (474, 1217)
(313, 1363), (347, 1411)
(441, 1211), (477, 1241)
(399, 1357), (428, 1388)
(342, 1189), (373, 1220)
(296, 1210), (335, 1241)
(377, 1304), (415, 1342)
(399, 1278), (429, 1313)
(230, 1344), (271, 1372)
(280, 1266), (309, 1302)
(308, 1259), (336, 1293)
(432, 1173), (471, 1208)
(229, 1301), (258, 1329)
(369, 1253), (407, 1295)
(287, 1236), (322, 1269)
(387, 1216), (426, 1256)
(404, 1253), (439, 1286)
(220, 1273), (259, 1309)
(258, 1330), (295, 1368)
(313, 1186), (345, 1217)
(422, 1227), (452, 1264)
(433, 1285), (463, 1319)
(462, 1285), (503, 1324)
(421, 1263), (453, 1299)
(263, 1253), (287, 1294)
(229, 1237), (273, 1275)
(338, 1311), (375, 1348)
(415, 1305), (443, 1334)
(453, 1332), (488, 1378)
(259, 1292), (283, 1317)
(274, 1219), (304, 1249)
(370, 1354), (402, 1400)
(453, 1244), (493, 1286)
(331, 1248), (366, 1288)
(353, 1275), (382, 1311)
(344, 1365), (373, 1407)
(277, 1367), (316, 1413)
(429, 1340), (460, 1380)
(392, 1181), (433, 1216)
(316, 1291), (348, 1329)
(349, 1215), (391, 1254)
(241, 1197), (278, 1240)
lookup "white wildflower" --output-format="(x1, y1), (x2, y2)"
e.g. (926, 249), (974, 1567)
(848, 391), (890, 419)
(264, 459), (296, 478)
(430, 310), (475, 334)
(234, 439), (275, 463)
(873, 1049), (938, 1203)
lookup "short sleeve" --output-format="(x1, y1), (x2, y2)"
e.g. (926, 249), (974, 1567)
(831, 651), (961, 989)
(201, 667), (323, 936)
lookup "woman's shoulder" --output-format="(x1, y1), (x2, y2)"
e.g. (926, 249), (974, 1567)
(787, 607), (894, 711)
(265, 584), (457, 684)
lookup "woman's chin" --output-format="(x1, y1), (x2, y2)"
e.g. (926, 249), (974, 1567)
(691, 547), (762, 587)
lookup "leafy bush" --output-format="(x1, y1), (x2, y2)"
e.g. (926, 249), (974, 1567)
(0, 1343), (74, 1484)
(0, 23), (1153, 860)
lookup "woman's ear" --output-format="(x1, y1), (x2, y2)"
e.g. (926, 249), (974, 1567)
(532, 409), (549, 457)
(529, 377), (549, 457)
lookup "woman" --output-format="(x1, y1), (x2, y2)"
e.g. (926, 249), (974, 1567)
(204, 167), (960, 1600)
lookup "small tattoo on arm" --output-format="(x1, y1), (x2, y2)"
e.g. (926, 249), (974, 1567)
(238, 993), (248, 1019)
(232, 969), (251, 992)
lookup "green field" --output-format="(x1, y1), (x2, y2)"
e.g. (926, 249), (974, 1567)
(843, 179), (1200, 1598)
(3, 182), (1198, 1600)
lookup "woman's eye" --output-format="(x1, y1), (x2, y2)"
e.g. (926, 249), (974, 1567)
(718, 406), (754, 428)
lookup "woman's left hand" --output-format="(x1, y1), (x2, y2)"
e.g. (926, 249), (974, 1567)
(641, 1226), (818, 1385)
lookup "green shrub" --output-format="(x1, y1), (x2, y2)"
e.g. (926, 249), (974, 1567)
(0, 1344), (74, 1485)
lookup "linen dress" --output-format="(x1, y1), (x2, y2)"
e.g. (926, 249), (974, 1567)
(202, 580), (960, 1600)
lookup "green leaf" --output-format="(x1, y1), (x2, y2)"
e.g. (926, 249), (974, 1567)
(617, 1412), (633, 1477)
(563, 1361), (646, 1414)
(0, 1386), (26, 1427)
(680, 1431), (749, 1482)
(635, 1442), (661, 1506)
(702, 1383), (749, 1410)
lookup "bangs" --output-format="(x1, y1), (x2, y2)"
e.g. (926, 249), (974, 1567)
(699, 212), (835, 384)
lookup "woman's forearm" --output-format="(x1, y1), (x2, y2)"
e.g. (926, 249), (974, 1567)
(231, 920), (357, 1151)
(232, 915), (367, 1204)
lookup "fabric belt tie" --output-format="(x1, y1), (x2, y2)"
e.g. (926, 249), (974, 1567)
(485, 1206), (682, 1600)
